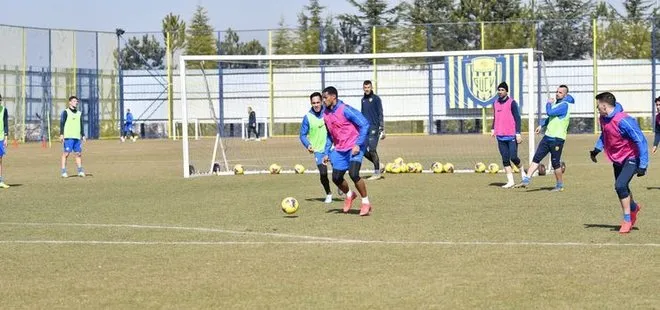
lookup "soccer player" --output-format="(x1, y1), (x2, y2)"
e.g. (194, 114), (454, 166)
(300, 92), (333, 203)
(321, 86), (372, 216)
(60, 96), (86, 178)
(247, 106), (259, 141)
(652, 96), (660, 154)
(121, 109), (136, 142)
(361, 80), (385, 180)
(589, 92), (647, 234)
(0, 94), (9, 188)
(516, 85), (574, 191)
(491, 82), (524, 188)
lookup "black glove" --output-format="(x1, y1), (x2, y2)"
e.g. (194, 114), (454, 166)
(589, 148), (600, 163)
(637, 168), (646, 177)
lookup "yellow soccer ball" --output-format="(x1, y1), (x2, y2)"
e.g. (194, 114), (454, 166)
(394, 157), (405, 166)
(414, 162), (423, 173)
(443, 163), (454, 173)
(390, 163), (401, 174)
(431, 162), (444, 173)
(399, 163), (409, 173)
(512, 165), (520, 173)
(269, 164), (282, 174)
(233, 164), (244, 175)
(488, 163), (500, 174)
(474, 162), (486, 173)
(294, 164), (305, 174)
(281, 197), (299, 214)
(385, 162), (394, 173)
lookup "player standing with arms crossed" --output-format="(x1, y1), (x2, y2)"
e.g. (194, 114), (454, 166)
(321, 86), (372, 216)
(60, 96), (86, 178)
(361, 80), (385, 180)
(491, 82), (525, 188)
(300, 92), (334, 203)
(589, 92), (647, 234)
(0, 94), (9, 188)
(516, 85), (574, 191)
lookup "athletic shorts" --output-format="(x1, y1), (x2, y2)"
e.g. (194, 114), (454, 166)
(314, 151), (327, 166)
(63, 138), (82, 153)
(329, 148), (365, 171)
(0, 140), (5, 156)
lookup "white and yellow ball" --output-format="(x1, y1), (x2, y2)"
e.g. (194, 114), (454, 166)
(385, 162), (394, 173)
(294, 164), (305, 174)
(269, 163), (282, 174)
(390, 163), (401, 174)
(488, 163), (500, 174)
(394, 157), (405, 166)
(281, 197), (299, 214)
(407, 162), (417, 173)
(474, 162), (486, 173)
(233, 164), (244, 175)
(414, 162), (423, 173)
(443, 163), (454, 173)
(431, 162), (444, 173)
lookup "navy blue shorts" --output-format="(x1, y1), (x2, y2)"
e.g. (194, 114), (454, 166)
(532, 136), (565, 169)
(0, 140), (5, 156)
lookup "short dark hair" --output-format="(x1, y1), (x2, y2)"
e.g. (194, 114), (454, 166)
(655, 96), (660, 103)
(595, 92), (616, 106)
(310, 92), (322, 101)
(559, 84), (569, 92)
(68, 96), (78, 101)
(363, 80), (372, 86)
(322, 86), (338, 97)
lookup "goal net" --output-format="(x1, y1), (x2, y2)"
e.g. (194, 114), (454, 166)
(177, 49), (544, 178)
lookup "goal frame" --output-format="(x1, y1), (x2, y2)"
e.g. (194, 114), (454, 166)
(179, 49), (536, 178)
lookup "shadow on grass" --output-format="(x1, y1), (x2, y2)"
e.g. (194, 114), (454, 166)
(583, 224), (639, 231)
(488, 182), (506, 187)
(525, 187), (556, 192)
(646, 186), (660, 190)
(326, 208), (360, 215)
(305, 197), (343, 202)
(283, 215), (299, 219)
(7, 184), (23, 187)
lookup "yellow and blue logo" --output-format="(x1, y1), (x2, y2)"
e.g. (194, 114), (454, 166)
(445, 55), (523, 109)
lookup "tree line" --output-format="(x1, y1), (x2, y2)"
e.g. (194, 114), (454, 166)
(117, 0), (659, 70)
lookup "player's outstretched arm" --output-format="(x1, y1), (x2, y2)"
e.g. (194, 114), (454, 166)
(299, 115), (311, 150)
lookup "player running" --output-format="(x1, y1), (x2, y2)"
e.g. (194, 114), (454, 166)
(300, 92), (334, 203)
(321, 86), (372, 216)
(589, 92), (648, 234)
(515, 85), (574, 191)
(491, 82), (525, 188)
(60, 96), (86, 178)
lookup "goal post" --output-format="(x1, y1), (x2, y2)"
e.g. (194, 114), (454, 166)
(179, 49), (538, 178)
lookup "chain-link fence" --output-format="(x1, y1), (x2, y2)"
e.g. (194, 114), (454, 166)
(0, 18), (658, 143)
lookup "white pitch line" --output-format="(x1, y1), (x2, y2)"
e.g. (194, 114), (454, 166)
(0, 222), (357, 242)
(0, 239), (658, 247)
(1, 222), (658, 248)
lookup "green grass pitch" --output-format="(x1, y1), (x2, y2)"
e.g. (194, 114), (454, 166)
(0, 134), (658, 308)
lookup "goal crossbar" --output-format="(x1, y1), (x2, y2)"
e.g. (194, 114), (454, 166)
(179, 49), (537, 178)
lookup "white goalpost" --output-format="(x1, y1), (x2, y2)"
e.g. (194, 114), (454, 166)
(179, 49), (538, 178)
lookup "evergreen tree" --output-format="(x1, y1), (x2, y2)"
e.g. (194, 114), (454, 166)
(538, 0), (595, 60)
(186, 5), (218, 69)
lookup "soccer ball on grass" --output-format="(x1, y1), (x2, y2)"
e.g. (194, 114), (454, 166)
(281, 197), (299, 214)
